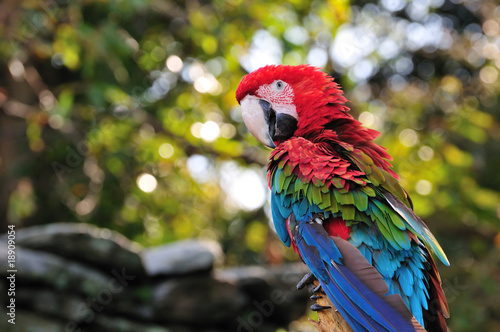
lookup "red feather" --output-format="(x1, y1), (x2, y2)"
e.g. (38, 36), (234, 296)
(324, 217), (351, 241)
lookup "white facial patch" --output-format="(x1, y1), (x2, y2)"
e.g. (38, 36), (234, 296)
(256, 81), (298, 120)
(240, 95), (275, 148)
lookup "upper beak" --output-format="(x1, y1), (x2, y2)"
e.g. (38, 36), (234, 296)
(240, 96), (297, 148)
(241, 96), (276, 148)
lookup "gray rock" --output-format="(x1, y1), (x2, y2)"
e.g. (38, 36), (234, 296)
(105, 287), (155, 321)
(90, 314), (187, 332)
(216, 263), (310, 325)
(216, 263), (309, 298)
(141, 239), (223, 277)
(16, 288), (91, 322)
(5, 223), (145, 277)
(0, 309), (66, 332)
(152, 275), (246, 325)
(216, 263), (309, 284)
(0, 221), (308, 332)
(0, 245), (135, 298)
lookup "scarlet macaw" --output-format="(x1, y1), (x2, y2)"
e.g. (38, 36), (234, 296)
(236, 65), (449, 332)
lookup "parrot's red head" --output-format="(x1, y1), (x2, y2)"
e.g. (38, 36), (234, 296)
(236, 65), (351, 148)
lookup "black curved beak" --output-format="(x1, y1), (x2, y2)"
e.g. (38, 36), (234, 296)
(259, 100), (297, 144)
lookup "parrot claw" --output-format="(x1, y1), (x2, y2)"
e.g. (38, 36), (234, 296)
(296, 271), (316, 290)
(310, 295), (322, 300)
(310, 284), (324, 294)
(310, 303), (332, 311)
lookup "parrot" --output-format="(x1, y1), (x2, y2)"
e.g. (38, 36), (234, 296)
(235, 65), (450, 332)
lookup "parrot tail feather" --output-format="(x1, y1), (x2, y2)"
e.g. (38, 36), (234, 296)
(423, 247), (449, 332)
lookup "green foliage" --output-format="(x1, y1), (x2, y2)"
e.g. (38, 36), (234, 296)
(1, 0), (500, 330)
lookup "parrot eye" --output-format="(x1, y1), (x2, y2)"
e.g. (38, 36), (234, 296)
(275, 80), (284, 90)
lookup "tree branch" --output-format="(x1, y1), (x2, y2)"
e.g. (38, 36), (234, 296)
(309, 280), (354, 332)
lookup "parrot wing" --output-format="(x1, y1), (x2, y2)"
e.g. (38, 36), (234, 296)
(292, 216), (425, 332)
(268, 137), (449, 331)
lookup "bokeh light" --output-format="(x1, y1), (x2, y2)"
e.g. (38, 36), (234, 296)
(166, 55), (183, 73)
(200, 121), (220, 142)
(136, 173), (158, 193)
(159, 143), (174, 159)
(415, 179), (433, 196)
(220, 162), (267, 212)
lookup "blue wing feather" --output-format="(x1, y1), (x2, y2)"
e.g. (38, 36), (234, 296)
(299, 221), (342, 264)
(296, 235), (384, 331)
(295, 221), (418, 332)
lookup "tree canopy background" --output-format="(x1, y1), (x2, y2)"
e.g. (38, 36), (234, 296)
(1, 0), (499, 330)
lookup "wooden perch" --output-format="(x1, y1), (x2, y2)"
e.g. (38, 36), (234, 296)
(309, 280), (354, 332)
